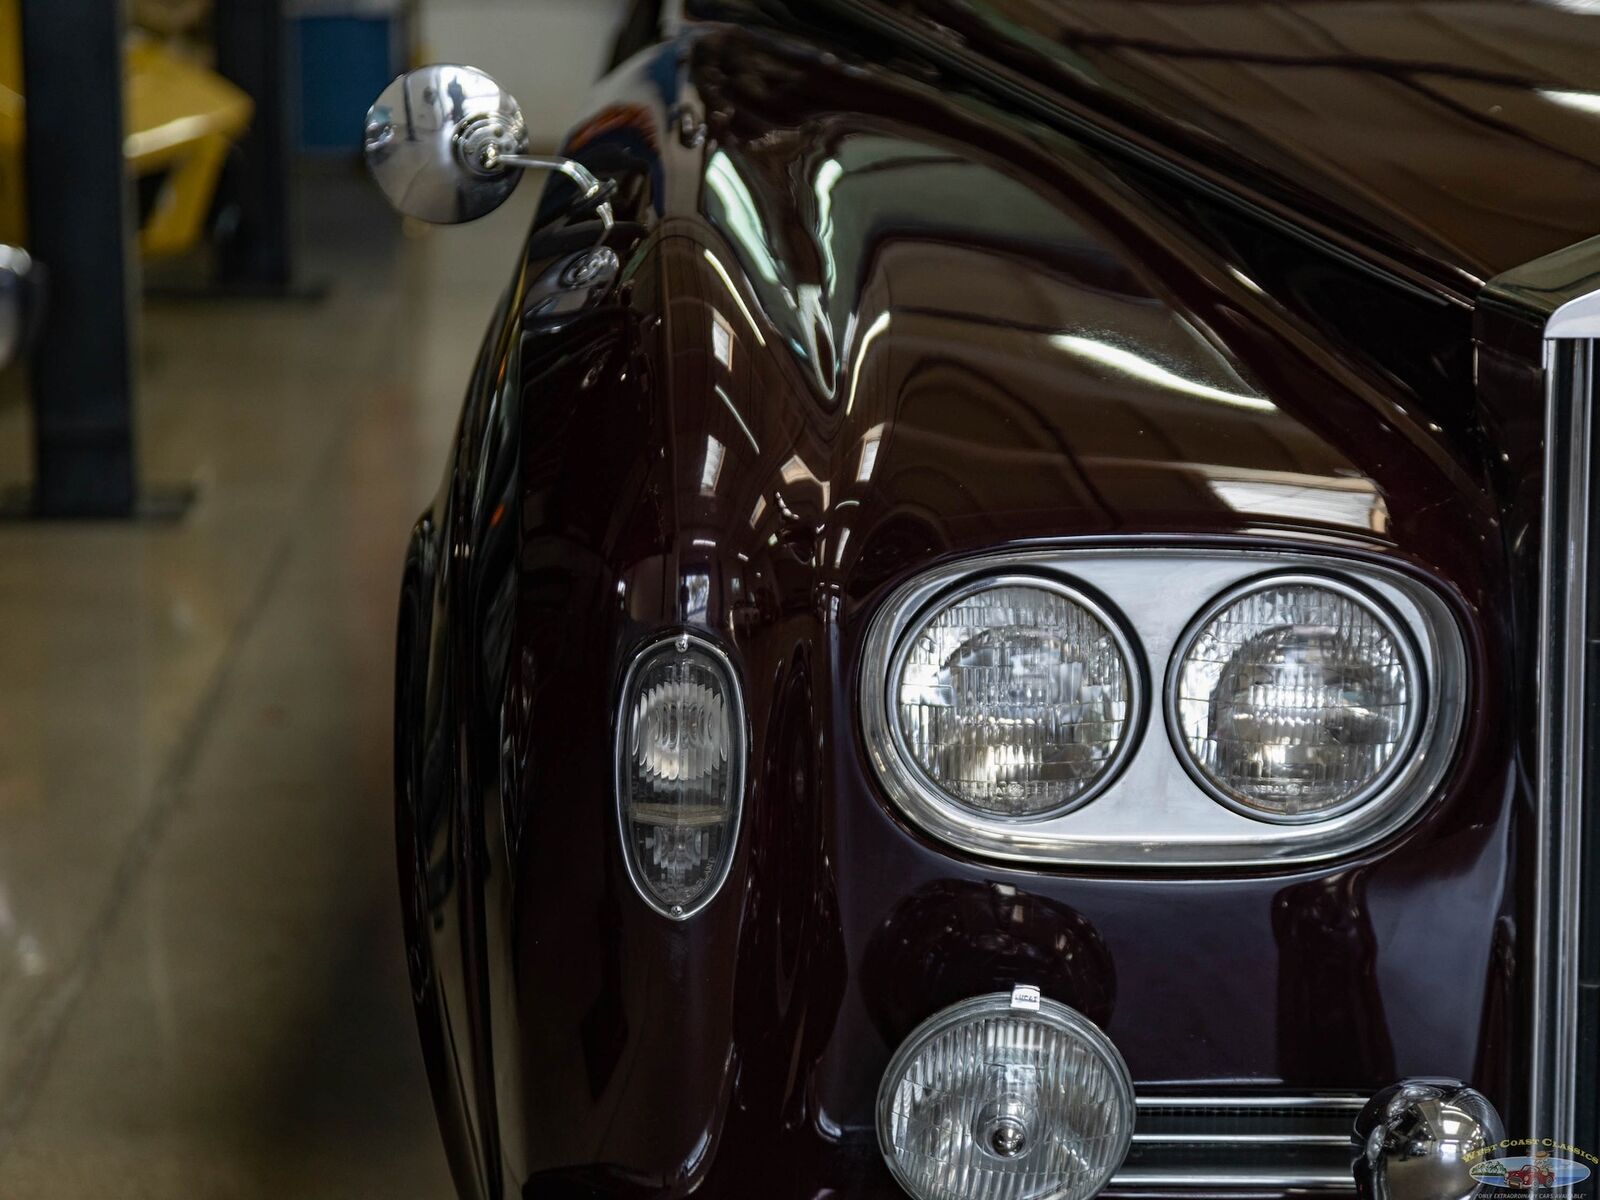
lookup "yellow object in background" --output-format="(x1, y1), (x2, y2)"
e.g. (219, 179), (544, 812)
(133, 0), (213, 38)
(0, 0), (252, 260)
(0, 0), (21, 252)
(122, 37), (253, 260)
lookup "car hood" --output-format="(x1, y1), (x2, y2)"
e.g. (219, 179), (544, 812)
(708, 0), (1600, 294)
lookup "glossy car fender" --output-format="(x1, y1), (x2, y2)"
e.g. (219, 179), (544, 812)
(398, 24), (1526, 1200)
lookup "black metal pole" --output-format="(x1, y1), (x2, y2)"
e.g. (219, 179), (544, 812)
(20, 0), (138, 517)
(213, 0), (293, 291)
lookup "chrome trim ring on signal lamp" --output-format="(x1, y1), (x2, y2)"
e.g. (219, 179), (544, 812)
(612, 630), (747, 922)
(1164, 572), (1426, 825)
(881, 573), (1146, 825)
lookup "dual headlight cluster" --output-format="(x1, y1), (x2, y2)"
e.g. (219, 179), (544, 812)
(889, 571), (1420, 825)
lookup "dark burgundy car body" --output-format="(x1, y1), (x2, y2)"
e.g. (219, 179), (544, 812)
(390, 2), (1600, 1197)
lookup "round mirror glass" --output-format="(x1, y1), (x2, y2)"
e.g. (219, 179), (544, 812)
(363, 64), (528, 225)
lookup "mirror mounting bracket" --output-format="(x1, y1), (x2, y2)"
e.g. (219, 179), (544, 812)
(480, 147), (616, 241)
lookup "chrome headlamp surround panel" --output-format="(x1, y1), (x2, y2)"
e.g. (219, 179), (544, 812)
(860, 549), (1466, 868)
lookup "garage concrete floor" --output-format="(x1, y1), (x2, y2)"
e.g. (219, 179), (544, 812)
(0, 165), (528, 1197)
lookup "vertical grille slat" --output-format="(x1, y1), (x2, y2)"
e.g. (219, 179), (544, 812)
(1534, 333), (1596, 1151)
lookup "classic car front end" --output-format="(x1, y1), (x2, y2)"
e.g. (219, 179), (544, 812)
(374, 3), (1600, 1198)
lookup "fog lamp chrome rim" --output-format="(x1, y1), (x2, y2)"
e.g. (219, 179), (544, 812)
(1165, 572), (1426, 825)
(883, 573), (1145, 823)
(876, 991), (1136, 1200)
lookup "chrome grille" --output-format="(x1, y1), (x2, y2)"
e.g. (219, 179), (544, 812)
(1111, 1093), (1363, 1190)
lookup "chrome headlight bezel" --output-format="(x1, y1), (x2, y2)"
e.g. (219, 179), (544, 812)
(881, 572), (1147, 825)
(859, 548), (1466, 868)
(1164, 571), (1427, 825)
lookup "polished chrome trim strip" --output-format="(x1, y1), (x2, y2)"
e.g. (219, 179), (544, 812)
(1164, 572), (1425, 825)
(859, 547), (1466, 867)
(1132, 1132), (1351, 1146)
(881, 572), (1146, 823)
(612, 630), (747, 921)
(1531, 329), (1594, 1149)
(1136, 1094), (1366, 1110)
(1111, 1170), (1353, 1190)
(1119, 1090), (1366, 1191)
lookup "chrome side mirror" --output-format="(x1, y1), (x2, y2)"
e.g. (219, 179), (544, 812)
(1353, 1079), (1504, 1200)
(364, 64), (613, 235)
(364, 64), (526, 224)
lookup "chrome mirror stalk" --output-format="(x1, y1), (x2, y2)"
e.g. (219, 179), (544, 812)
(479, 147), (615, 240)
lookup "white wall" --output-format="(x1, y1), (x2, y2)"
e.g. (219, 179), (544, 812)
(418, 0), (631, 150)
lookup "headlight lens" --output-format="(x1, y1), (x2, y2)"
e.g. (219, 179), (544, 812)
(892, 581), (1137, 817)
(616, 633), (744, 918)
(877, 991), (1134, 1200)
(1170, 576), (1419, 820)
